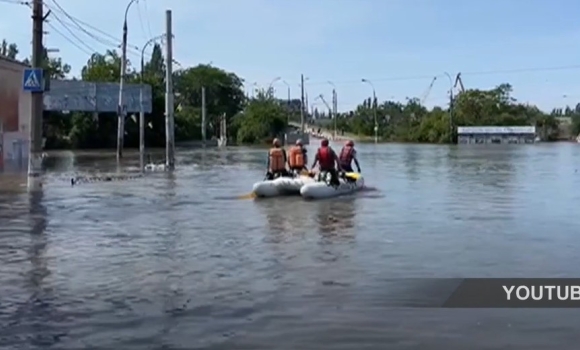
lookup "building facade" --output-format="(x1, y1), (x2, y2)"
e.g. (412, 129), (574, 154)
(457, 126), (536, 144)
(0, 56), (32, 169)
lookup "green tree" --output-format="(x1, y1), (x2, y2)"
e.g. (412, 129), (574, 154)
(0, 39), (18, 59)
(140, 44), (166, 146)
(233, 89), (287, 144)
(81, 50), (126, 82)
(173, 64), (245, 140)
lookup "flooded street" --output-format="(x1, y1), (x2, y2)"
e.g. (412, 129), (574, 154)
(2, 142), (580, 349)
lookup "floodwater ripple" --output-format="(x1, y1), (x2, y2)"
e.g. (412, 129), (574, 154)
(1, 143), (580, 349)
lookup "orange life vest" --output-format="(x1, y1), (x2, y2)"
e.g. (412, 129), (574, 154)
(269, 148), (286, 172)
(288, 146), (305, 169)
(339, 146), (354, 166)
(317, 146), (335, 170)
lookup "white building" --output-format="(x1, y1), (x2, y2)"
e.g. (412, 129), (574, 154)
(457, 126), (536, 144)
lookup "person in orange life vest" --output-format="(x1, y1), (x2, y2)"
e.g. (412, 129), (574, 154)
(287, 139), (308, 175)
(311, 138), (341, 186)
(338, 140), (361, 173)
(265, 138), (289, 180)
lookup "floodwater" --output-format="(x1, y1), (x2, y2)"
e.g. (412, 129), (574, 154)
(1, 142), (580, 350)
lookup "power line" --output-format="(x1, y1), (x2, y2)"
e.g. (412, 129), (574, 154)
(20, 0), (95, 57)
(143, 0), (153, 39)
(45, 21), (93, 56)
(0, 0), (29, 4)
(44, 0), (152, 60)
(45, 8), (96, 54)
(48, 0), (123, 50)
(306, 64), (580, 87)
(136, 0), (147, 40)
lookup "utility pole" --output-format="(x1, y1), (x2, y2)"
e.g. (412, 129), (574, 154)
(139, 55), (145, 171)
(444, 72), (455, 143)
(165, 9), (175, 169)
(201, 86), (206, 146)
(300, 74), (305, 134)
(332, 89), (337, 139)
(116, 12), (128, 160)
(28, 0), (44, 190)
(285, 83), (290, 125)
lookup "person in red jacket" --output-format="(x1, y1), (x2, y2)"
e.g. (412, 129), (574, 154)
(338, 140), (361, 173)
(310, 138), (341, 186)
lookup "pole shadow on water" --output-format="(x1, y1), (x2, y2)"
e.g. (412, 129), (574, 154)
(1, 190), (68, 347)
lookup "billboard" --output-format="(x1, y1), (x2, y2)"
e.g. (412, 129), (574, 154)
(44, 80), (153, 113)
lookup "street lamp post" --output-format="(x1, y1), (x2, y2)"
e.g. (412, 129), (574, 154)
(117, 0), (139, 160)
(268, 77), (281, 97)
(251, 82), (258, 98)
(139, 34), (164, 171)
(327, 81), (337, 139)
(443, 72), (454, 143)
(361, 78), (378, 143)
(282, 80), (291, 124)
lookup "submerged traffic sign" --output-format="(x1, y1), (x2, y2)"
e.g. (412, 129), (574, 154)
(23, 68), (44, 92)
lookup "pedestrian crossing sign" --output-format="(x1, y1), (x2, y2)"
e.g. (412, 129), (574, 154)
(22, 68), (44, 92)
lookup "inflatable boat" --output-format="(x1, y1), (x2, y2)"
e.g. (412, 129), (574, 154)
(300, 172), (364, 199)
(252, 174), (315, 198)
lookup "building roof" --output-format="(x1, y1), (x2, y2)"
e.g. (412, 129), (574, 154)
(457, 126), (536, 134)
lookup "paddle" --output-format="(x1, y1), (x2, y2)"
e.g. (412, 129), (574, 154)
(344, 172), (360, 180)
(238, 192), (256, 200)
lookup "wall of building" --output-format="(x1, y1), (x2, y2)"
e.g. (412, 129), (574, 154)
(0, 57), (32, 166)
(457, 133), (535, 144)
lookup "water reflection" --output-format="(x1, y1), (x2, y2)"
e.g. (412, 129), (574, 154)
(402, 145), (419, 181)
(445, 145), (518, 224)
(315, 197), (357, 237)
(17, 190), (66, 347)
(256, 198), (311, 241)
(447, 146), (516, 189)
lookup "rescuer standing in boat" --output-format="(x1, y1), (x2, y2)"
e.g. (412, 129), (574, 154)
(266, 138), (289, 180)
(287, 139), (308, 175)
(311, 138), (341, 186)
(338, 140), (361, 173)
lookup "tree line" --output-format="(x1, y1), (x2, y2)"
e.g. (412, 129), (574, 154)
(2, 38), (579, 148)
(315, 84), (579, 143)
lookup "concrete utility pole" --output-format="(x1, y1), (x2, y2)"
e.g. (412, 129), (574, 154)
(300, 74), (305, 134)
(165, 9), (175, 169)
(117, 0), (138, 160)
(28, 0), (44, 191)
(282, 80), (290, 124)
(201, 86), (206, 146)
(443, 72), (454, 143)
(362, 78), (378, 143)
(333, 89), (337, 138)
(327, 81), (337, 139)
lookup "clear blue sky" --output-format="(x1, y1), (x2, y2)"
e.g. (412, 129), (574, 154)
(2, 0), (580, 112)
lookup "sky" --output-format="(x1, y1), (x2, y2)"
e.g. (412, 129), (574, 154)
(2, 0), (580, 112)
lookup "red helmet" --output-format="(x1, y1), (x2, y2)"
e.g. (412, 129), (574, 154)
(321, 139), (329, 147)
(346, 140), (354, 147)
(272, 138), (281, 146)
